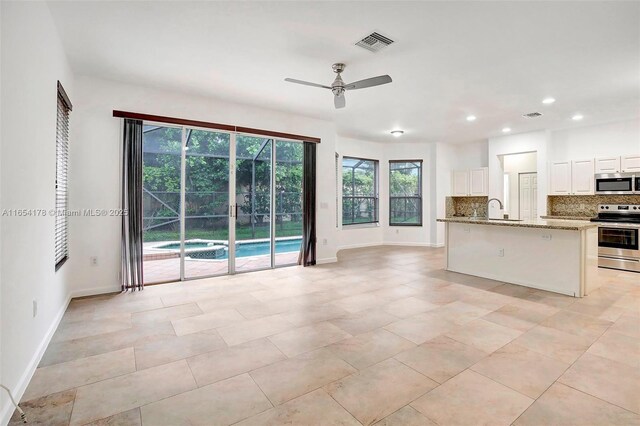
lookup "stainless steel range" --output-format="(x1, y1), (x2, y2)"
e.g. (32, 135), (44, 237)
(591, 204), (640, 273)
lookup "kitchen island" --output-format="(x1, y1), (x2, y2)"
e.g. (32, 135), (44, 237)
(437, 217), (599, 297)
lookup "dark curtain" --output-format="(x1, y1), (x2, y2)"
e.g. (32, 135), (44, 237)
(121, 119), (144, 291)
(299, 142), (317, 266)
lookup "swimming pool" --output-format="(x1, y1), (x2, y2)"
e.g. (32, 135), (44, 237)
(154, 238), (302, 260)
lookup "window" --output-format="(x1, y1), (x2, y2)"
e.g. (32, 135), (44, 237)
(389, 160), (422, 226)
(342, 157), (378, 225)
(55, 81), (72, 270)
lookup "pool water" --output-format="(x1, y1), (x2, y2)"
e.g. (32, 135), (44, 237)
(156, 238), (302, 260)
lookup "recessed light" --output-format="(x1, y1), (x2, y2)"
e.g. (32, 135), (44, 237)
(572, 114), (584, 121)
(542, 97), (556, 105)
(502, 127), (511, 133)
(466, 115), (477, 122)
(390, 130), (404, 137)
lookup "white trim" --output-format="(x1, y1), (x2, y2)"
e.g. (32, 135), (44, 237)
(337, 242), (383, 251)
(383, 242), (432, 247)
(341, 223), (380, 230)
(71, 285), (120, 299)
(316, 257), (338, 264)
(0, 294), (71, 426)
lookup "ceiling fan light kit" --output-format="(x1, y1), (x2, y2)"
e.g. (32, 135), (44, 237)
(285, 63), (392, 109)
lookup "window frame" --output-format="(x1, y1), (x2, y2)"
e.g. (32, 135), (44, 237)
(341, 156), (379, 226)
(55, 81), (72, 271)
(388, 159), (423, 227)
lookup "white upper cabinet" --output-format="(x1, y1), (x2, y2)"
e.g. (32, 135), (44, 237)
(571, 159), (595, 194)
(451, 167), (488, 196)
(469, 168), (489, 196)
(595, 157), (621, 174)
(621, 155), (640, 172)
(549, 161), (572, 195)
(452, 170), (470, 196)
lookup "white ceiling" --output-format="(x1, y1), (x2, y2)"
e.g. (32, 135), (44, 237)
(47, 1), (640, 144)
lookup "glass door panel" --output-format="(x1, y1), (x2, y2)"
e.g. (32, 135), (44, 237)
(142, 125), (182, 284)
(275, 140), (303, 267)
(184, 129), (231, 279)
(235, 136), (273, 272)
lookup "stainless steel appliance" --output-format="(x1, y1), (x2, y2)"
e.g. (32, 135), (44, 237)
(594, 173), (635, 194)
(591, 204), (640, 272)
(636, 176), (640, 194)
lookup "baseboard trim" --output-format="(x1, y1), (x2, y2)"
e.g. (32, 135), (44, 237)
(316, 257), (338, 264)
(382, 242), (431, 247)
(0, 293), (72, 426)
(71, 285), (120, 299)
(337, 242), (383, 251)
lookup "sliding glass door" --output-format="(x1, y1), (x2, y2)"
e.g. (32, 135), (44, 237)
(183, 129), (231, 279)
(235, 136), (273, 273)
(275, 141), (303, 267)
(142, 124), (182, 284)
(142, 126), (303, 284)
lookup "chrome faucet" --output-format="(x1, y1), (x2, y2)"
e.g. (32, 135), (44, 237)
(487, 198), (504, 218)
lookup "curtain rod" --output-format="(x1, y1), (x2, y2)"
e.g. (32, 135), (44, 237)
(112, 110), (321, 143)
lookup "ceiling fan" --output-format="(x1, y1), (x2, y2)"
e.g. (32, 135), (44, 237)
(285, 63), (392, 109)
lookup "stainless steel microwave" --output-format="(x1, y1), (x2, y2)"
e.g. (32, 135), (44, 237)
(595, 173), (635, 194)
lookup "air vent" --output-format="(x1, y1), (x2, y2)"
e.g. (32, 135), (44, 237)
(523, 112), (543, 118)
(355, 32), (394, 53)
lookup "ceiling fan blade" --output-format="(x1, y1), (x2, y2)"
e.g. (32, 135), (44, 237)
(284, 78), (331, 89)
(334, 94), (346, 109)
(345, 75), (392, 90)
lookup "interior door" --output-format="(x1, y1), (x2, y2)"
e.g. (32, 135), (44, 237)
(519, 172), (537, 220)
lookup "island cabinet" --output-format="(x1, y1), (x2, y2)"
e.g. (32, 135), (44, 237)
(437, 218), (599, 297)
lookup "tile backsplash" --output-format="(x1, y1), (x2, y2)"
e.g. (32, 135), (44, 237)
(548, 195), (640, 217)
(446, 196), (488, 218)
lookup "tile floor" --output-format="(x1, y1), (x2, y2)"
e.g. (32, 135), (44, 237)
(11, 246), (640, 425)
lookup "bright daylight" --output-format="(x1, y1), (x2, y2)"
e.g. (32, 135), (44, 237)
(1, 1), (639, 425)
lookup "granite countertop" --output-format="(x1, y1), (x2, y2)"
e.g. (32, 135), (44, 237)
(437, 217), (598, 230)
(540, 215), (595, 221)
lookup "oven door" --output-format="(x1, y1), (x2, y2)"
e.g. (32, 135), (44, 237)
(635, 177), (640, 194)
(598, 226), (639, 258)
(595, 175), (634, 194)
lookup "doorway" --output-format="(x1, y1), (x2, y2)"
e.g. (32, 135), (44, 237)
(141, 124), (304, 284)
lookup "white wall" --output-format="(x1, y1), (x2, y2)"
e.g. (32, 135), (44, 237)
(0, 2), (75, 424)
(502, 152), (537, 219)
(549, 119), (640, 161)
(68, 75), (339, 297)
(335, 137), (436, 250)
(434, 141), (488, 246)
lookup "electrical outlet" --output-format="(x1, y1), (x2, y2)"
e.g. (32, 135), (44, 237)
(498, 248), (504, 257)
(395, 229), (399, 234)
(542, 234), (552, 240)
(90, 256), (98, 266)
(322, 238), (328, 246)
(463, 227), (470, 233)
(32, 300), (38, 318)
